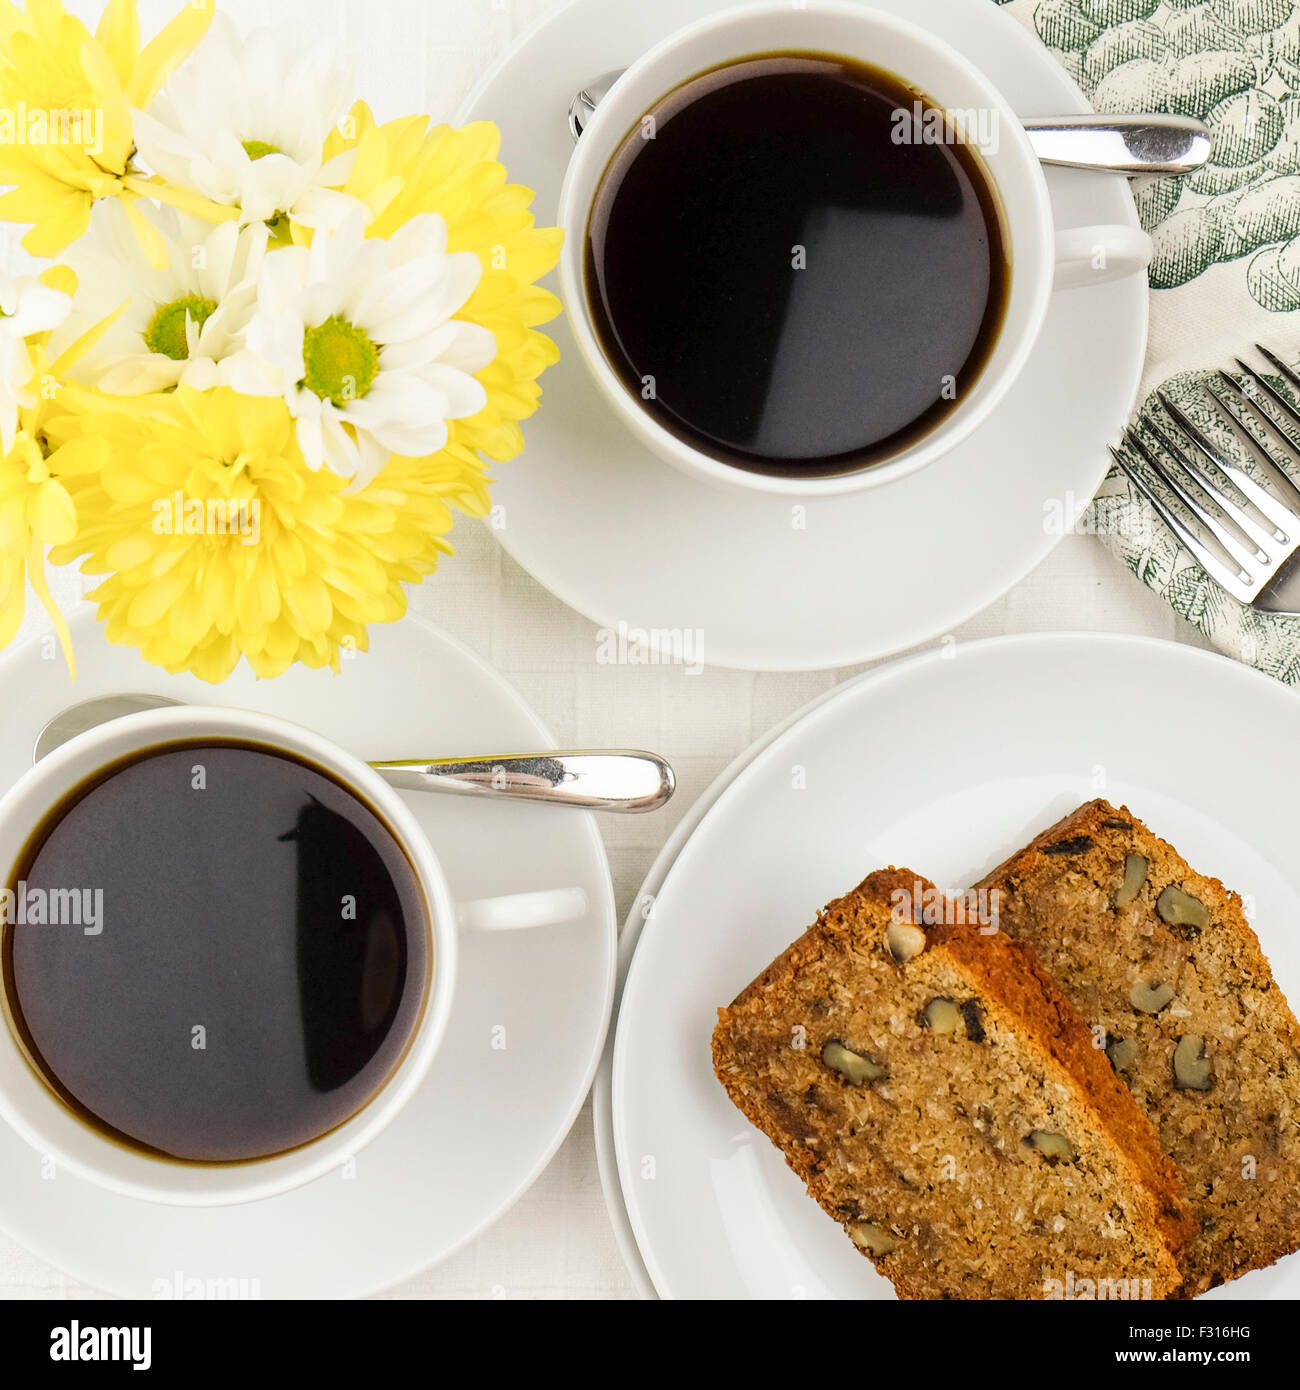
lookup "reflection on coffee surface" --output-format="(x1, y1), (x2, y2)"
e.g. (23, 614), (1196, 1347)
(1, 741), (429, 1163)
(585, 53), (1010, 477)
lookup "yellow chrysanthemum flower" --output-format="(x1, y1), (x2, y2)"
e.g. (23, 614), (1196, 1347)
(0, 365), (83, 670)
(322, 106), (563, 465)
(46, 386), (491, 683)
(0, 383), (78, 665)
(0, 0), (232, 264)
(0, 264), (124, 675)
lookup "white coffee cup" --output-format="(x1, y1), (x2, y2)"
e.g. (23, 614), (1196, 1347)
(0, 705), (586, 1207)
(557, 0), (1153, 498)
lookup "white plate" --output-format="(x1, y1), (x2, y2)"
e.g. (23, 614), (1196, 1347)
(0, 612), (616, 1297)
(460, 0), (1148, 671)
(610, 633), (1300, 1299)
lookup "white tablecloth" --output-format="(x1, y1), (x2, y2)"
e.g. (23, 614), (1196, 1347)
(0, 0), (1216, 1300)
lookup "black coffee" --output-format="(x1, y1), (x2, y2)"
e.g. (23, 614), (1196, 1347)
(585, 53), (1010, 477)
(1, 741), (429, 1163)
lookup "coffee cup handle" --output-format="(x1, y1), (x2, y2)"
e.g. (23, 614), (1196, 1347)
(1052, 223), (1153, 291)
(455, 887), (589, 933)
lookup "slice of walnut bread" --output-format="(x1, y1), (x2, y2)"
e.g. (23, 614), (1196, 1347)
(712, 868), (1195, 1300)
(976, 801), (1300, 1296)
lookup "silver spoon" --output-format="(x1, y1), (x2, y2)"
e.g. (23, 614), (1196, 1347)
(34, 694), (675, 813)
(569, 70), (1211, 175)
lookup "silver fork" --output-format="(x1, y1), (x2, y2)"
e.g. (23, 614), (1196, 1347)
(1110, 345), (1300, 613)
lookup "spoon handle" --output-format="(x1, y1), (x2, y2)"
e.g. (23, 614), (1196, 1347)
(1022, 114), (1211, 174)
(370, 750), (675, 812)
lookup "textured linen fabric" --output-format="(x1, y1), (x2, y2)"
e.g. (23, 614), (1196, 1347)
(0, 0), (1223, 1299)
(1001, 0), (1300, 681)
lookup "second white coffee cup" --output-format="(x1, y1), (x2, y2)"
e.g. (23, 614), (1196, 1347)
(0, 705), (586, 1207)
(558, 0), (1153, 498)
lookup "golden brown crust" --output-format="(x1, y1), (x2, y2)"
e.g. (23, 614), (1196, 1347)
(976, 800), (1300, 1295)
(713, 866), (1194, 1299)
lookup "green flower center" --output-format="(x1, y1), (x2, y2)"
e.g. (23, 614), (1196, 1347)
(242, 140), (294, 242)
(300, 316), (379, 407)
(265, 211), (292, 246)
(144, 295), (218, 361)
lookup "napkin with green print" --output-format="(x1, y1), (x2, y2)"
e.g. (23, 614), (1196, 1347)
(997, 0), (1300, 684)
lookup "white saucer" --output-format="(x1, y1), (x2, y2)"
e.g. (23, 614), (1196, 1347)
(0, 612), (616, 1297)
(460, 0), (1148, 672)
(609, 633), (1300, 1298)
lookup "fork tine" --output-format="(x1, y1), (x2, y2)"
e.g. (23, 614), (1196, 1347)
(1145, 414), (1273, 561)
(1208, 379), (1300, 506)
(1214, 371), (1300, 461)
(1123, 429), (1261, 577)
(1154, 391), (1292, 545)
(1232, 358), (1300, 444)
(1110, 447), (1256, 601)
(1253, 344), (1300, 397)
(1142, 410), (1273, 560)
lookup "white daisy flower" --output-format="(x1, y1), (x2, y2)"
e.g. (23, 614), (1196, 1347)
(229, 199), (496, 487)
(50, 200), (268, 395)
(132, 16), (358, 233)
(0, 272), (71, 452)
